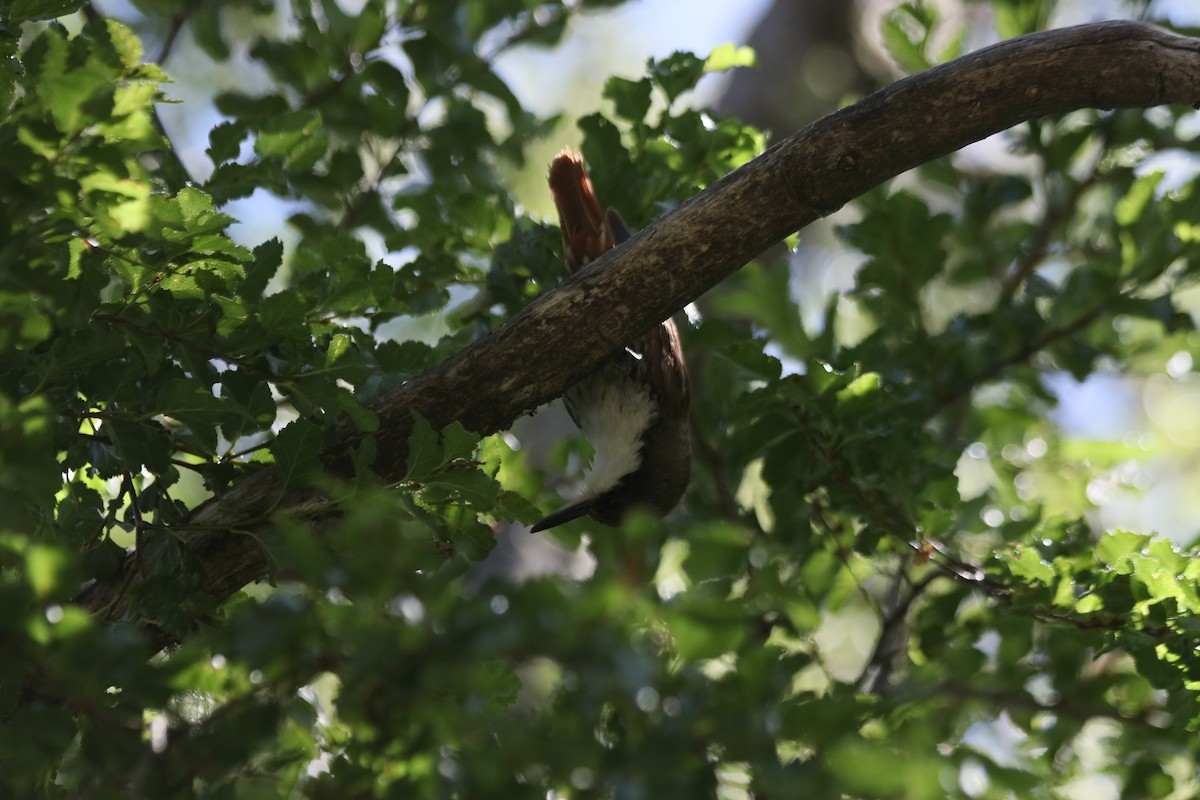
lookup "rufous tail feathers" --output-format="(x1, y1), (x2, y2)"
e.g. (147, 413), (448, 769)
(548, 150), (613, 272)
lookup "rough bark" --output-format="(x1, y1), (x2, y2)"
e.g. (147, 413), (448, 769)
(76, 21), (1200, 634)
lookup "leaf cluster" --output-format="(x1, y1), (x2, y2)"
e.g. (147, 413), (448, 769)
(4, 1), (1200, 799)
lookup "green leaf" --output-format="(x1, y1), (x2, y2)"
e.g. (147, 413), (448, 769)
(244, 238), (283, 300)
(603, 76), (652, 125)
(404, 412), (441, 481)
(1004, 545), (1054, 584)
(827, 740), (942, 797)
(647, 51), (706, 104)
(8, 0), (84, 24)
(104, 18), (144, 66)
(175, 186), (233, 233)
(704, 43), (756, 73)
(439, 421), (479, 463)
(191, 4), (232, 61)
(206, 121), (247, 164)
(38, 69), (109, 133)
(325, 333), (351, 368)
(258, 290), (306, 331)
(427, 466), (501, 510)
(8, 4), (1200, 796)
(272, 419), (325, 491)
(255, 110), (328, 170)
(1096, 529), (1146, 569)
(666, 602), (747, 661)
(881, 5), (934, 74)
(683, 523), (746, 583)
(1115, 172), (1160, 227)
(994, 0), (1052, 38)
(103, 417), (173, 475)
(156, 378), (244, 452)
(25, 543), (79, 600)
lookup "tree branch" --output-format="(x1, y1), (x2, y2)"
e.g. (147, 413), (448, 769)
(76, 21), (1200, 631)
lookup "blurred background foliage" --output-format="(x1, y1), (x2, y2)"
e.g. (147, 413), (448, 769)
(4, 0), (1200, 797)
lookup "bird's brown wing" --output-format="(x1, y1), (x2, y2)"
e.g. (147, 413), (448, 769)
(634, 319), (690, 416)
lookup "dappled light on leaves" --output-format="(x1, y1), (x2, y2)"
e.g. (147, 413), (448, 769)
(6, 2), (1200, 799)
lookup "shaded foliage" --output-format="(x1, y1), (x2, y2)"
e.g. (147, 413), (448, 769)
(2, 1), (1200, 798)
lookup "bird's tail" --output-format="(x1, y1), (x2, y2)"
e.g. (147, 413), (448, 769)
(548, 149), (613, 273)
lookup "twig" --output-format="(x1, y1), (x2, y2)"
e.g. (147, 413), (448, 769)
(156, 12), (189, 66)
(997, 119), (1114, 302)
(858, 567), (940, 694)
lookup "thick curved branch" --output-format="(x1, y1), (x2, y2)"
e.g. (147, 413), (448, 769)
(77, 20), (1200, 627)
(355, 20), (1200, 463)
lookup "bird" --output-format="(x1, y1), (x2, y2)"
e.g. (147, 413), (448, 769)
(530, 150), (691, 533)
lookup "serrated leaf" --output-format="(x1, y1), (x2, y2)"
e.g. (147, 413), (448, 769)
(156, 379), (240, 452)
(104, 417), (173, 475)
(244, 238), (283, 300)
(1005, 546), (1054, 584)
(104, 19), (143, 66)
(335, 389), (378, 433)
(175, 187), (233, 233)
(258, 291), (306, 331)
(405, 413), (441, 481)
(704, 43), (755, 73)
(272, 419), (325, 491)
(1096, 529), (1146, 569)
(325, 333), (351, 368)
(80, 170), (150, 199)
(206, 121), (248, 164)
(648, 51), (706, 104)
(255, 110), (327, 170)
(428, 466), (500, 510)
(604, 76), (651, 124)
(10, 0), (84, 24)
(439, 422), (479, 463)
(38, 69), (108, 133)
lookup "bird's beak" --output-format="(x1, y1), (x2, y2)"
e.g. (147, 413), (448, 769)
(530, 497), (596, 533)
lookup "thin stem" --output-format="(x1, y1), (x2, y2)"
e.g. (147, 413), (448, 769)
(156, 12), (190, 65)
